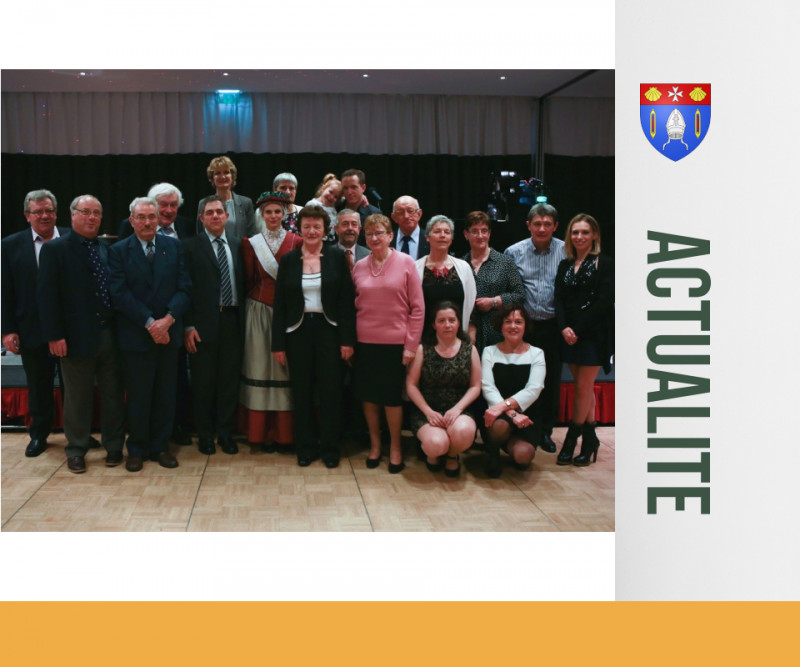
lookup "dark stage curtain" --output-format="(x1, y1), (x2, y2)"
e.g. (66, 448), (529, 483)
(1, 152), (613, 256)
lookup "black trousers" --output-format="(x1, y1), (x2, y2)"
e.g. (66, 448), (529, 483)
(285, 313), (343, 460)
(121, 345), (178, 456)
(190, 310), (242, 441)
(525, 318), (562, 436)
(19, 343), (58, 441)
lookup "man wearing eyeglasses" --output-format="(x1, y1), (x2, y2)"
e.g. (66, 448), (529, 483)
(2, 190), (70, 458)
(333, 209), (369, 267)
(108, 197), (192, 472)
(38, 195), (126, 473)
(389, 195), (429, 260)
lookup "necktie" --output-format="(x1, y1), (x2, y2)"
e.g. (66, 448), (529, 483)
(346, 248), (354, 271)
(400, 235), (410, 255)
(159, 226), (174, 237)
(83, 239), (112, 310)
(146, 241), (155, 262)
(215, 237), (233, 306)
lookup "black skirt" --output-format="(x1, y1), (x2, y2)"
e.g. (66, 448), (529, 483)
(353, 342), (405, 406)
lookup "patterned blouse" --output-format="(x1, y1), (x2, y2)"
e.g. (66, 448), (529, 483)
(462, 248), (526, 352)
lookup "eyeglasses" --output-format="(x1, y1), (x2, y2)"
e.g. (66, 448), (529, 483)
(365, 231), (387, 239)
(393, 208), (419, 217)
(133, 214), (158, 222)
(74, 208), (102, 217)
(29, 208), (56, 217)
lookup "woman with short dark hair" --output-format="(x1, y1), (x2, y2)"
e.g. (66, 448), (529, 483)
(481, 305), (546, 477)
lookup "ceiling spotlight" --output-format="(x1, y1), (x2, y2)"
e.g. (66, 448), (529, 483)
(500, 76), (506, 80)
(362, 74), (369, 78)
(223, 72), (229, 76)
(80, 72), (86, 77)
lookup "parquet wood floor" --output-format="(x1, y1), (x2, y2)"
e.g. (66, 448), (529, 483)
(1, 427), (614, 532)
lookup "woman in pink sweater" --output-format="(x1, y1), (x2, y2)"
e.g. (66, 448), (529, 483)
(352, 214), (425, 473)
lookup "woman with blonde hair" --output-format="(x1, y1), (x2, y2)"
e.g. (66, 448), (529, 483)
(554, 213), (614, 467)
(305, 173), (342, 244)
(197, 155), (260, 238)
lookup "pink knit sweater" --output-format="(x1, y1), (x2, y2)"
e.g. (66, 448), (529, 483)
(352, 250), (425, 351)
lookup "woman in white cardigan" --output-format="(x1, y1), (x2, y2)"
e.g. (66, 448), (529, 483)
(415, 215), (476, 341)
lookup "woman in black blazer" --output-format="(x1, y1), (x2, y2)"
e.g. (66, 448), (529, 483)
(554, 213), (614, 467)
(271, 205), (356, 467)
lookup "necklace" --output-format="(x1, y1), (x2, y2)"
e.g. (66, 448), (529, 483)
(369, 252), (389, 277)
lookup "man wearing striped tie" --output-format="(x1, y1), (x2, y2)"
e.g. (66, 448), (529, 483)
(108, 197), (192, 472)
(182, 196), (245, 456)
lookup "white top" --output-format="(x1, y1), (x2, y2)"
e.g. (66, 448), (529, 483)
(481, 344), (546, 412)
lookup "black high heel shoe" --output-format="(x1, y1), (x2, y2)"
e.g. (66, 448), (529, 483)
(573, 423), (600, 466)
(557, 422), (582, 466)
(388, 460), (405, 474)
(366, 454), (382, 469)
(426, 456), (445, 473)
(444, 455), (461, 478)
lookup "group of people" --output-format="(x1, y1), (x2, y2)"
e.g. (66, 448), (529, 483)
(2, 156), (614, 480)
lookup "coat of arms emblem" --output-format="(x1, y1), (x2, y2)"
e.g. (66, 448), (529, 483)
(640, 83), (711, 161)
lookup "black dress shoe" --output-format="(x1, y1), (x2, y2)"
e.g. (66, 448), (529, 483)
(67, 455), (86, 473)
(540, 433), (557, 453)
(297, 454), (318, 467)
(388, 461), (405, 474)
(323, 456), (340, 469)
(198, 438), (216, 455)
(426, 457), (444, 473)
(171, 426), (192, 446)
(262, 439), (277, 453)
(125, 456), (144, 472)
(366, 455), (382, 469)
(219, 437), (238, 455)
(105, 451), (123, 467)
(25, 439), (47, 457)
(151, 451), (179, 468)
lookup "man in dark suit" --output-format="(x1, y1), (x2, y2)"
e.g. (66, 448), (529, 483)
(38, 195), (126, 473)
(108, 197), (192, 472)
(389, 195), (430, 260)
(2, 189), (70, 457)
(117, 183), (195, 446)
(117, 182), (196, 241)
(183, 195), (245, 456)
(340, 169), (381, 225)
(333, 209), (369, 268)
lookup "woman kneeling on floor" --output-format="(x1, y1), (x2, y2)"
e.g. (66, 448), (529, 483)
(481, 305), (546, 477)
(406, 301), (481, 478)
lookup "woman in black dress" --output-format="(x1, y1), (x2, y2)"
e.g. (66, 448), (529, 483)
(554, 214), (614, 467)
(481, 305), (546, 477)
(406, 301), (482, 478)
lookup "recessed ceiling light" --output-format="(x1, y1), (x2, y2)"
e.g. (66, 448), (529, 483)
(80, 72), (86, 77)
(223, 72), (229, 76)
(500, 76), (506, 80)
(362, 74), (369, 78)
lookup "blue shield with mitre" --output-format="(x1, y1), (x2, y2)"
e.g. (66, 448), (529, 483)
(640, 83), (711, 162)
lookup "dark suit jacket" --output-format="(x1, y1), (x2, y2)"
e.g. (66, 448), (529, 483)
(182, 231), (245, 344)
(2, 226), (70, 348)
(271, 245), (356, 352)
(107, 234), (192, 352)
(390, 226), (430, 260)
(196, 193), (260, 239)
(117, 214), (196, 241)
(37, 232), (115, 358)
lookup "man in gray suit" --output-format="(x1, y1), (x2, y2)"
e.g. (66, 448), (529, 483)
(334, 209), (369, 269)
